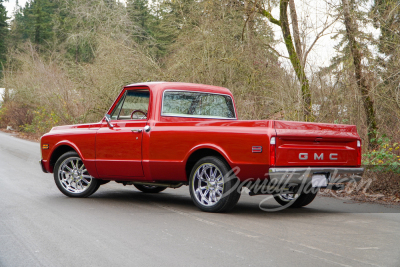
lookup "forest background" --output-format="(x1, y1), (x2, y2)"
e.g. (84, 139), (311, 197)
(0, 0), (400, 199)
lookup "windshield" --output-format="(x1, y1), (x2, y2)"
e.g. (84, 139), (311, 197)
(110, 90), (150, 120)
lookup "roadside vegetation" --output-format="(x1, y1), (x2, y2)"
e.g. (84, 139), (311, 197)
(0, 0), (399, 201)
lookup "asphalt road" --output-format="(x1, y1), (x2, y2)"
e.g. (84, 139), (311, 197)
(1, 131), (400, 267)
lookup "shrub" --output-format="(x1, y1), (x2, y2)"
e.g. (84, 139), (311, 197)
(20, 107), (59, 135)
(362, 135), (400, 173)
(0, 101), (33, 128)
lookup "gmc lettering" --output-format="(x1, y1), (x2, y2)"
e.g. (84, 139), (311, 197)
(299, 153), (338, 161)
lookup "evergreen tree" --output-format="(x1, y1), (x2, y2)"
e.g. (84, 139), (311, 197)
(372, 0), (400, 92)
(0, 0), (8, 70)
(10, 0), (56, 47)
(373, 0), (400, 57)
(127, 0), (152, 43)
(147, 0), (197, 58)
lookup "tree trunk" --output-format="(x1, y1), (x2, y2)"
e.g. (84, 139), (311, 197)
(280, 0), (312, 120)
(342, 0), (378, 149)
(244, 0), (254, 49)
(289, 0), (303, 67)
(256, 1), (312, 120)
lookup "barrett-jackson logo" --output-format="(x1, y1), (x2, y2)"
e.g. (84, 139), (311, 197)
(299, 153), (338, 160)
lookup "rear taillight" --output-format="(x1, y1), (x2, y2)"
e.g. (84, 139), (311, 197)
(357, 140), (361, 166)
(270, 137), (276, 166)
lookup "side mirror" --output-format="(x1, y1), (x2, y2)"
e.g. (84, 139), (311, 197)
(104, 114), (114, 129)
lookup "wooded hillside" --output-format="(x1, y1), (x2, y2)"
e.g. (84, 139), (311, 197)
(1, 0), (400, 170)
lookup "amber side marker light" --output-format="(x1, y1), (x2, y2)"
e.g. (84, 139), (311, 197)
(42, 144), (49, 149)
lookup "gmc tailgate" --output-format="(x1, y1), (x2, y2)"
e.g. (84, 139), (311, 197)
(274, 120), (361, 167)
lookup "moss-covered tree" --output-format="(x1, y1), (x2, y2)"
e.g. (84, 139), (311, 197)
(255, 0), (312, 121)
(342, 0), (378, 148)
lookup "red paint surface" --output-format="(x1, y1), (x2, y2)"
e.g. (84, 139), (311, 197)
(96, 120), (146, 179)
(40, 82), (362, 182)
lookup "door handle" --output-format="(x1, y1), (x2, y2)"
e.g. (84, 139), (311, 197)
(131, 129), (143, 133)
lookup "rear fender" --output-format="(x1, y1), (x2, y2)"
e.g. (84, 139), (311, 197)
(184, 144), (233, 166)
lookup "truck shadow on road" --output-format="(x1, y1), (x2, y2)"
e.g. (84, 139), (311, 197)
(52, 185), (396, 215)
(47, 185), (400, 217)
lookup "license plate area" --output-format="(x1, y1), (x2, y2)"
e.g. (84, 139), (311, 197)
(312, 172), (330, 187)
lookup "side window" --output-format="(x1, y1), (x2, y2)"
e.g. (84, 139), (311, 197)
(162, 91), (235, 119)
(110, 90), (150, 120)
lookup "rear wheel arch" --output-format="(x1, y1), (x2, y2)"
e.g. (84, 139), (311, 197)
(185, 148), (231, 181)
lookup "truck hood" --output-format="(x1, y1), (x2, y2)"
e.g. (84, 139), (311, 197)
(49, 122), (102, 132)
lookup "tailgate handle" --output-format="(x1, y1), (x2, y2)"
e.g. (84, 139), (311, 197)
(314, 137), (323, 142)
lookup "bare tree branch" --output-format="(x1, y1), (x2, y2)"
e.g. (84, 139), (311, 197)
(303, 15), (340, 64)
(266, 43), (290, 59)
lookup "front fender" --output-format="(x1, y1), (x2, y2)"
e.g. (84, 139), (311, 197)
(45, 140), (98, 178)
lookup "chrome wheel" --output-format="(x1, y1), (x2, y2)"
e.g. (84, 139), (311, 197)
(192, 163), (224, 207)
(277, 193), (299, 202)
(58, 157), (93, 194)
(189, 156), (241, 212)
(274, 191), (318, 208)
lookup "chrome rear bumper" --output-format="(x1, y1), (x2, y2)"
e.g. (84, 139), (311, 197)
(268, 167), (364, 185)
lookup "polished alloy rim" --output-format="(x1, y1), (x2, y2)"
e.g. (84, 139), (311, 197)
(58, 157), (93, 193)
(192, 163), (224, 206)
(277, 193), (299, 202)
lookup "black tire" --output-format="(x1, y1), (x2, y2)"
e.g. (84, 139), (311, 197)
(189, 156), (241, 213)
(274, 191), (318, 208)
(134, 184), (167, 193)
(53, 151), (100, 198)
(99, 179), (111, 185)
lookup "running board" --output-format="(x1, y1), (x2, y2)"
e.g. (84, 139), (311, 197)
(119, 181), (185, 188)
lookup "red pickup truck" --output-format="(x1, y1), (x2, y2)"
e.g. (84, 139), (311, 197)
(40, 82), (364, 212)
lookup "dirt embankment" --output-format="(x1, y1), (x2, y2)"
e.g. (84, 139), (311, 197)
(320, 169), (400, 205)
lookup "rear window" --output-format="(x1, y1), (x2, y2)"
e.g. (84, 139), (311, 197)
(162, 90), (236, 119)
